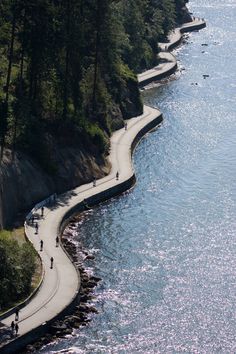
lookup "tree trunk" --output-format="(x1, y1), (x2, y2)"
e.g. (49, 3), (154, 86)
(13, 10), (26, 158)
(1, 7), (16, 160)
(92, 3), (101, 113)
(63, 0), (71, 120)
(5, 9), (16, 103)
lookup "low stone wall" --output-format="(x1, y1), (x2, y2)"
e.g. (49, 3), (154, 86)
(166, 33), (182, 52)
(0, 294), (80, 354)
(0, 106), (163, 354)
(0, 17), (206, 354)
(0, 250), (44, 323)
(138, 61), (177, 87)
(139, 19), (206, 87)
(59, 114), (164, 234)
(168, 20), (206, 51)
(181, 21), (206, 33)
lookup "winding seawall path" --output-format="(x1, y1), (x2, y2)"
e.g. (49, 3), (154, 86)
(0, 17), (206, 354)
(138, 18), (206, 86)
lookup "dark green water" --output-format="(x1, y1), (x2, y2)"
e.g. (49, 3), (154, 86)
(40, 0), (236, 352)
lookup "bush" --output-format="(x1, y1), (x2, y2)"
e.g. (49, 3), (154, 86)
(0, 231), (36, 310)
(85, 122), (109, 154)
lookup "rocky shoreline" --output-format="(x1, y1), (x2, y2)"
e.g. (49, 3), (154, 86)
(0, 11), (207, 354)
(21, 218), (101, 353)
(22, 19), (207, 353)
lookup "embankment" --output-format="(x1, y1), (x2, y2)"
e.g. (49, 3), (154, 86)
(0, 14), (206, 354)
(138, 18), (206, 87)
(0, 147), (109, 229)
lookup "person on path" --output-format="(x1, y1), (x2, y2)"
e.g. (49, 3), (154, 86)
(40, 240), (43, 251)
(50, 257), (54, 269)
(35, 222), (39, 234)
(116, 171), (119, 180)
(56, 236), (59, 247)
(11, 321), (15, 334)
(15, 323), (19, 336)
(15, 307), (19, 321)
(93, 177), (96, 187)
(124, 122), (127, 130)
(41, 206), (44, 217)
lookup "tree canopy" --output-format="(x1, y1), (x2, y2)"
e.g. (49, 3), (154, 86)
(0, 0), (189, 167)
(0, 230), (36, 309)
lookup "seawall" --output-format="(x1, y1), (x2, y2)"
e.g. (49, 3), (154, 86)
(0, 17), (206, 354)
(138, 18), (206, 87)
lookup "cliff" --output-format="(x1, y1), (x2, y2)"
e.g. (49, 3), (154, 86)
(0, 148), (109, 229)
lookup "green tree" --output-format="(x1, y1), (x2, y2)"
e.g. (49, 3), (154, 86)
(0, 231), (36, 309)
(0, 0), (187, 165)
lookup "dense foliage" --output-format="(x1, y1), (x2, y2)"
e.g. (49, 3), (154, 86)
(0, 230), (36, 309)
(0, 0), (189, 167)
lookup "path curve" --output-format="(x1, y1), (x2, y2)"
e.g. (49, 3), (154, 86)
(0, 16), (206, 354)
(138, 17), (206, 86)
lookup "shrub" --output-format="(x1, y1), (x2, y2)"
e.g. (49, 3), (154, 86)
(0, 231), (36, 310)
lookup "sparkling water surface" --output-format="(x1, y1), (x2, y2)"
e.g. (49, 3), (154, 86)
(40, 0), (236, 353)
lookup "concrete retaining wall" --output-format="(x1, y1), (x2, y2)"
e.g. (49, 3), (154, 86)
(138, 62), (177, 88)
(139, 19), (206, 87)
(59, 114), (164, 233)
(168, 20), (206, 51)
(0, 294), (80, 354)
(0, 254), (44, 323)
(0, 107), (163, 354)
(0, 18), (206, 354)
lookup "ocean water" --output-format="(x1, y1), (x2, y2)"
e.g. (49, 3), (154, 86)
(40, 0), (236, 353)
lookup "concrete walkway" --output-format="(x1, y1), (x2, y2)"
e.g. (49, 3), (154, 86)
(138, 51), (177, 86)
(138, 17), (206, 86)
(0, 16), (206, 354)
(0, 105), (162, 352)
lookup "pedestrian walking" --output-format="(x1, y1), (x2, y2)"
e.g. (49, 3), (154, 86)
(11, 321), (15, 334)
(15, 323), (19, 336)
(35, 222), (39, 234)
(40, 240), (43, 251)
(93, 177), (96, 187)
(41, 206), (44, 217)
(124, 122), (127, 130)
(56, 236), (59, 247)
(50, 257), (54, 269)
(15, 307), (19, 321)
(116, 171), (119, 180)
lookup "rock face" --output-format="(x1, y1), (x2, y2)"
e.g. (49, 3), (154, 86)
(0, 147), (110, 229)
(180, 6), (192, 23)
(120, 77), (143, 120)
(175, 1), (192, 24)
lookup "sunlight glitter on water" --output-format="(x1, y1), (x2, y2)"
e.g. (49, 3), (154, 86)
(40, 0), (236, 353)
